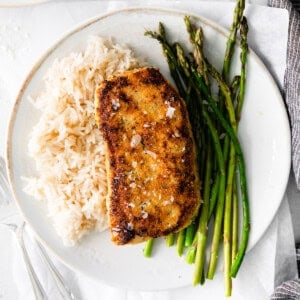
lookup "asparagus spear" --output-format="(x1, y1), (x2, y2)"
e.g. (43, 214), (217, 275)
(185, 222), (196, 247)
(166, 233), (176, 247)
(223, 0), (245, 82)
(192, 137), (212, 285)
(204, 61), (238, 295)
(231, 75), (241, 98)
(208, 174), (221, 219)
(184, 16), (209, 86)
(231, 16), (250, 278)
(177, 229), (186, 256)
(236, 17), (248, 121)
(144, 238), (154, 258)
(231, 177), (239, 261)
(220, 1), (245, 293)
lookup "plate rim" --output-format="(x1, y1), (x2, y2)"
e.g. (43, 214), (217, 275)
(6, 6), (291, 289)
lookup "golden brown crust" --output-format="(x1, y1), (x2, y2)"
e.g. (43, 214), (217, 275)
(95, 67), (200, 245)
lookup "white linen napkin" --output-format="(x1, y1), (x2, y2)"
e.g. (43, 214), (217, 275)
(0, 1), (297, 300)
(269, 0), (300, 194)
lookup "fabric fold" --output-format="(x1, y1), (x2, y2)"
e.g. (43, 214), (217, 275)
(271, 279), (300, 299)
(269, 0), (300, 190)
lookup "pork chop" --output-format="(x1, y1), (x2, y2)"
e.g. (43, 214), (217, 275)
(94, 67), (200, 245)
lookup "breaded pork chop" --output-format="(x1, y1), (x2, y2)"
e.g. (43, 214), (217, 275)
(95, 67), (200, 245)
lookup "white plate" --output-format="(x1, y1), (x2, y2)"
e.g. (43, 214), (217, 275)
(6, 8), (291, 291)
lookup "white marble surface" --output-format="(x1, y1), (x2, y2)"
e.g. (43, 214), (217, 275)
(0, 1), (298, 300)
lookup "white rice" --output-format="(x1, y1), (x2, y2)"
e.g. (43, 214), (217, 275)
(24, 36), (141, 246)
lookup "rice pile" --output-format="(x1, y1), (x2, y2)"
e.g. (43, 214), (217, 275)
(24, 36), (141, 246)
